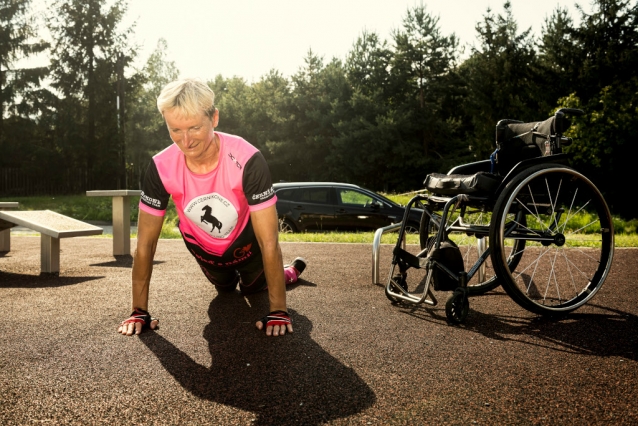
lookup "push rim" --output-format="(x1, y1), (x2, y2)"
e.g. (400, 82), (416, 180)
(492, 166), (614, 314)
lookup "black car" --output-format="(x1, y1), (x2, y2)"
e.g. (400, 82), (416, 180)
(273, 182), (422, 233)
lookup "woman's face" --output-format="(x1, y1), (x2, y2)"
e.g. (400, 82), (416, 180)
(164, 108), (218, 161)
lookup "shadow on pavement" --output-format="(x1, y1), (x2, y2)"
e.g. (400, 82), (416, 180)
(90, 256), (165, 268)
(401, 300), (638, 360)
(140, 289), (376, 425)
(0, 271), (103, 288)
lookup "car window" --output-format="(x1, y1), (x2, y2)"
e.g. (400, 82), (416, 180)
(295, 188), (333, 205)
(275, 189), (295, 201)
(338, 189), (375, 207)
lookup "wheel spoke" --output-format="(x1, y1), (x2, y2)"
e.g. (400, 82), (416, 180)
(542, 247), (562, 304)
(571, 218), (600, 235)
(524, 186), (552, 234)
(560, 248), (581, 295)
(509, 215), (543, 238)
(516, 195), (552, 235)
(560, 249), (597, 282)
(559, 187), (580, 234)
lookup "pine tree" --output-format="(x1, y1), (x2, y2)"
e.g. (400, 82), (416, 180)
(0, 0), (48, 165)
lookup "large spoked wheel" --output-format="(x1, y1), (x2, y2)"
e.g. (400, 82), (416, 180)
(490, 164), (614, 316)
(419, 207), (525, 295)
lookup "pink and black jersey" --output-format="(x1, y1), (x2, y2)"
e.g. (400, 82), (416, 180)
(139, 132), (276, 265)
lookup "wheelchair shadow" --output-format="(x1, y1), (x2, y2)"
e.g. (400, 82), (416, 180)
(139, 289), (375, 425)
(400, 297), (637, 361)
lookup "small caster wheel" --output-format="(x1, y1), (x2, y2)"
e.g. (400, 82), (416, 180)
(446, 289), (469, 324)
(385, 275), (408, 303)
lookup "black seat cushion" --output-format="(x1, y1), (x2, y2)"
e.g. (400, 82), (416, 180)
(423, 172), (502, 196)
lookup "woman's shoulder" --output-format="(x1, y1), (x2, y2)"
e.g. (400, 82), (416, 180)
(217, 132), (259, 157)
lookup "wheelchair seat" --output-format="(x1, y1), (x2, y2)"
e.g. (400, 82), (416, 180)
(423, 171), (502, 196)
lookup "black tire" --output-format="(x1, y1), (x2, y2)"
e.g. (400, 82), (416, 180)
(490, 164), (614, 315)
(404, 222), (420, 234)
(278, 218), (297, 233)
(419, 208), (525, 296)
(445, 289), (469, 324)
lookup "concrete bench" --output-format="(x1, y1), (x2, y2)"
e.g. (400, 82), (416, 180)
(0, 202), (20, 252)
(0, 210), (103, 274)
(86, 190), (141, 256)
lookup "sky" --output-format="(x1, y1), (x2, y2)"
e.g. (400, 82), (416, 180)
(29, 0), (592, 82)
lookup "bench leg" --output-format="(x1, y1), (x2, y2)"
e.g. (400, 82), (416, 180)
(112, 196), (131, 256)
(0, 229), (9, 252)
(41, 234), (60, 274)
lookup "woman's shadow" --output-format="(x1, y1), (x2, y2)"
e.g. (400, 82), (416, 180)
(139, 289), (375, 425)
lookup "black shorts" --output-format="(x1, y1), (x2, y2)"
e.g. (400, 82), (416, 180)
(180, 225), (266, 295)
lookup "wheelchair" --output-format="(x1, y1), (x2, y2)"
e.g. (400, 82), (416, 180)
(385, 108), (615, 324)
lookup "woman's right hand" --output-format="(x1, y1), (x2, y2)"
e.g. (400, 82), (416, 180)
(117, 308), (159, 336)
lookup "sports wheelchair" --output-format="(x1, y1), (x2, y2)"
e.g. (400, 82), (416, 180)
(385, 108), (615, 324)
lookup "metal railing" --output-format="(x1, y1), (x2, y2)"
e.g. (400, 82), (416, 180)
(372, 222), (406, 285)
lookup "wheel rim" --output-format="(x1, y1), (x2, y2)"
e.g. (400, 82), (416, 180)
(279, 219), (294, 233)
(495, 167), (614, 312)
(404, 224), (419, 234)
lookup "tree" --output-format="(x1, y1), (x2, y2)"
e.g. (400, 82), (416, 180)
(392, 4), (459, 155)
(328, 30), (397, 189)
(242, 69), (292, 158)
(47, 0), (135, 189)
(459, 1), (541, 159)
(549, 0), (638, 218)
(125, 38), (179, 188)
(537, 6), (576, 109)
(383, 5), (461, 189)
(0, 0), (49, 165)
(264, 51), (349, 183)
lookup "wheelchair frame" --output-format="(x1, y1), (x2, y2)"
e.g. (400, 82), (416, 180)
(384, 109), (615, 324)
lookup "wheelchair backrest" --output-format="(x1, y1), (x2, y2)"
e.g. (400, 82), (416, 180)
(494, 114), (571, 175)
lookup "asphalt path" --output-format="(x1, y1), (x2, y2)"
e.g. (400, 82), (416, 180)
(1, 236), (636, 425)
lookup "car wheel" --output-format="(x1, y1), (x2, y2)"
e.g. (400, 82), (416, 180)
(278, 218), (297, 233)
(404, 222), (419, 234)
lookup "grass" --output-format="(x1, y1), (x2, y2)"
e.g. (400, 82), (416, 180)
(2, 193), (638, 247)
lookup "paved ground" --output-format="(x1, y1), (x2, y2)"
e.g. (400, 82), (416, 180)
(1, 236), (637, 425)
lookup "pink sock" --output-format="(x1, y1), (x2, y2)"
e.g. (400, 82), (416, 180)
(284, 266), (299, 284)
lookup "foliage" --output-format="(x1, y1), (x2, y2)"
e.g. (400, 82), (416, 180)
(125, 38), (180, 188)
(0, 0), (49, 167)
(46, 0), (135, 189)
(548, 0), (638, 219)
(459, 1), (542, 159)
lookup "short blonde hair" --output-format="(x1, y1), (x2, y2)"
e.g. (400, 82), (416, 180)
(157, 78), (215, 118)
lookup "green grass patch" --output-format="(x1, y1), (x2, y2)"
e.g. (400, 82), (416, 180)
(383, 191), (426, 207)
(279, 231), (420, 245)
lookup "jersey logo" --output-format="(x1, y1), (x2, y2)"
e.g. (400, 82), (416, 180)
(201, 205), (223, 233)
(184, 192), (238, 239)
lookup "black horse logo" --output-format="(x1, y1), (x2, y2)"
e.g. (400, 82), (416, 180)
(201, 205), (222, 233)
